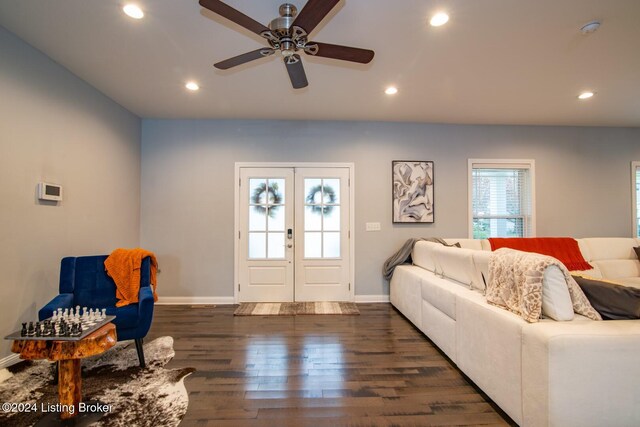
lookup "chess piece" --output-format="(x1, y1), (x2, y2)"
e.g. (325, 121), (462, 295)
(21, 322), (27, 337)
(101, 308), (107, 319)
(35, 322), (41, 337)
(27, 322), (35, 337)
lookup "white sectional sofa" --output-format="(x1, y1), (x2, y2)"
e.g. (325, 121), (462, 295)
(390, 237), (640, 427)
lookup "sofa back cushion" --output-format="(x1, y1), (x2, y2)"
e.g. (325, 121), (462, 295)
(579, 238), (640, 279)
(434, 245), (478, 288)
(472, 250), (491, 292)
(444, 238), (485, 251)
(412, 241), (441, 272)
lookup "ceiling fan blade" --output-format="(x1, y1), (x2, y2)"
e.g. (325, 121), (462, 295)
(304, 42), (374, 64)
(284, 55), (308, 89)
(199, 0), (271, 36)
(291, 0), (340, 35)
(214, 48), (275, 70)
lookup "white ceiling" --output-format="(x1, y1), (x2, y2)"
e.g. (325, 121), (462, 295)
(1, 0), (639, 126)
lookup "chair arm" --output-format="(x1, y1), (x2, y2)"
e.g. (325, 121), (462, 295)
(136, 286), (155, 336)
(38, 293), (74, 321)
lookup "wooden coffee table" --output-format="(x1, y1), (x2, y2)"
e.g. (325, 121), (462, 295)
(11, 323), (117, 421)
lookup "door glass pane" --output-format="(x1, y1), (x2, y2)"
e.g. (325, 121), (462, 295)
(249, 179), (267, 204)
(323, 206), (340, 231)
(268, 233), (285, 259)
(305, 232), (322, 258)
(248, 177), (288, 258)
(323, 232), (341, 258)
(249, 207), (266, 231)
(249, 232), (266, 258)
(269, 178), (286, 204)
(267, 205), (285, 231)
(305, 206), (322, 231)
(323, 179), (340, 204)
(305, 178), (323, 205)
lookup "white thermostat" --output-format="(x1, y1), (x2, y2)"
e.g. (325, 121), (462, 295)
(38, 182), (63, 201)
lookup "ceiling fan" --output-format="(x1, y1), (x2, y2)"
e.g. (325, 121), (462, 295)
(199, 0), (375, 89)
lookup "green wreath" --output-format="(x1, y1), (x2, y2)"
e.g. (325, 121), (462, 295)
(306, 184), (335, 214)
(252, 182), (282, 218)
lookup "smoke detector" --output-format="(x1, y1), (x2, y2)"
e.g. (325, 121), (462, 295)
(580, 20), (601, 34)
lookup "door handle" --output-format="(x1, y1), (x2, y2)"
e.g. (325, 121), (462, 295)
(287, 244), (293, 248)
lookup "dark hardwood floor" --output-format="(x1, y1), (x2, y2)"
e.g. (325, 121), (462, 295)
(146, 303), (513, 426)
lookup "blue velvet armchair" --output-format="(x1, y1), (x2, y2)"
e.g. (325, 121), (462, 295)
(39, 255), (155, 367)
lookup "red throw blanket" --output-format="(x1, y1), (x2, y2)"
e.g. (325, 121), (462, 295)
(488, 237), (592, 271)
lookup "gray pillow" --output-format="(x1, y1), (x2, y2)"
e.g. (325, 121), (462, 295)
(572, 275), (640, 320)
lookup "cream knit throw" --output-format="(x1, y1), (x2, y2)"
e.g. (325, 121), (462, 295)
(487, 248), (601, 322)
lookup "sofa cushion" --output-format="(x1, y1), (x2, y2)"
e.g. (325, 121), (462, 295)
(444, 238), (484, 251)
(580, 237), (639, 261)
(411, 241), (441, 273)
(592, 259), (640, 280)
(418, 268), (468, 320)
(472, 250), (490, 292)
(433, 245), (478, 288)
(572, 275), (640, 320)
(542, 266), (575, 321)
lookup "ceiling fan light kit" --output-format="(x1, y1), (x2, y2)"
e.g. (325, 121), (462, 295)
(199, 0), (375, 89)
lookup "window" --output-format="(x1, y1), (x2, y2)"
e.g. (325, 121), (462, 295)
(633, 162), (640, 237)
(469, 159), (535, 238)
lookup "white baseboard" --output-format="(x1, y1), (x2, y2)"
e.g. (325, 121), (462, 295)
(157, 296), (388, 305)
(355, 295), (390, 303)
(0, 354), (20, 369)
(156, 296), (235, 305)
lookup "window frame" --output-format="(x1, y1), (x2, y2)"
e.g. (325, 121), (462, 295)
(632, 161), (640, 237)
(468, 159), (536, 239)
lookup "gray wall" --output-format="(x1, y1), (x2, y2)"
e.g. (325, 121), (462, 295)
(140, 120), (640, 300)
(0, 27), (141, 360)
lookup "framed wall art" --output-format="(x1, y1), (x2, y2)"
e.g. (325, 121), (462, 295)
(392, 160), (434, 223)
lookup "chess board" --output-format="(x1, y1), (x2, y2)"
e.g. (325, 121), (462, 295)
(4, 315), (115, 342)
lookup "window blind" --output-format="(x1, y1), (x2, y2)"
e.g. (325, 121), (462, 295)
(471, 166), (532, 239)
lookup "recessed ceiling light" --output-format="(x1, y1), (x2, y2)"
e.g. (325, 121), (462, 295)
(385, 86), (398, 95)
(578, 91), (595, 100)
(185, 82), (200, 91)
(430, 12), (449, 27)
(580, 20), (601, 34)
(123, 4), (144, 20)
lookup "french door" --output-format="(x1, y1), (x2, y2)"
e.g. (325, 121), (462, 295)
(237, 166), (352, 302)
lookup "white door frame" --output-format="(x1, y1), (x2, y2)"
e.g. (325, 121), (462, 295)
(234, 162), (355, 303)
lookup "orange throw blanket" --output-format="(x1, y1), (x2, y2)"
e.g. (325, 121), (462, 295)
(488, 237), (592, 271)
(104, 248), (158, 307)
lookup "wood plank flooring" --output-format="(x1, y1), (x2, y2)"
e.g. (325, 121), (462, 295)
(146, 303), (514, 426)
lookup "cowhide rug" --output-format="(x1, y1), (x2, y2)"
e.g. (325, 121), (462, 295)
(0, 336), (193, 426)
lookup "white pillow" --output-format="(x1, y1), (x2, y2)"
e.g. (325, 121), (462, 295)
(541, 265), (574, 321)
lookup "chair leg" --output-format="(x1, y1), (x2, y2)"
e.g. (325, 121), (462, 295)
(135, 338), (146, 368)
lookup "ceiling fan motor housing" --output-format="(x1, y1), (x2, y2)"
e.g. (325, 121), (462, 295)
(269, 3), (297, 36)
